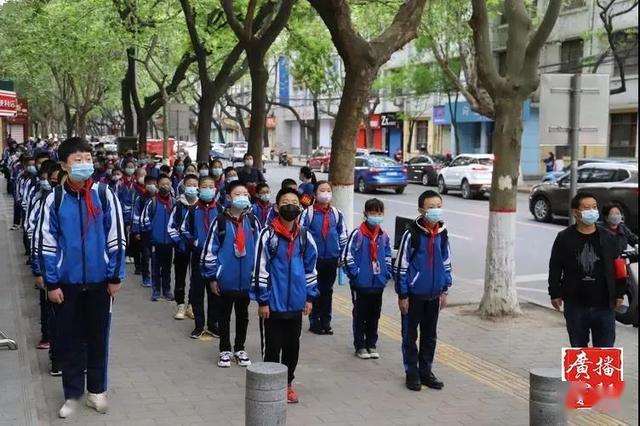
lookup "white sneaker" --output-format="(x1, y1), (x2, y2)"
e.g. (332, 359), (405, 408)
(367, 348), (380, 359)
(58, 399), (78, 418)
(217, 351), (232, 368)
(185, 304), (194, 319)
(125, 256), (134, 264)
(355, 349), (371, 359)
(86, 392), (109, 413)
(9, 224), (20, 231)
(174, 304), (186, 320)
(234, 350), (252, 367)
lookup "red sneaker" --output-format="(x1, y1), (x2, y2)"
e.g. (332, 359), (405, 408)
(36, 340), (50, 350)
(287, 385), (299, 403)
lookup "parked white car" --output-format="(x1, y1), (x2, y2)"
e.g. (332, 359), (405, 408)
(437, 153), (494, 199)
(224, 141), (248, 162)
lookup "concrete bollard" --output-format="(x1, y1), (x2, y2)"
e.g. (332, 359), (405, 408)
(245, 362), (288, 426)
(529, 368), (568, 426)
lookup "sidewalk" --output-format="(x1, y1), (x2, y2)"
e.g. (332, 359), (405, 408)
(0, 192), (637, 426)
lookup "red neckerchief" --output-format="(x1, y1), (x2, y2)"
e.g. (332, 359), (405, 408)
(156, 193), (173, 213)
(421, 219), (440, 266)
(257, 200), (270, 224)
(197, 200), (217, 231)
(133, 182), (146, 195)
(271, 217), (299, 259)
(359, 222), (380, 262)
(314, 203), (331, 238)
(121, 176), (133, 188)
(229, 213), (246, 255)
(66, 179), (100, 235)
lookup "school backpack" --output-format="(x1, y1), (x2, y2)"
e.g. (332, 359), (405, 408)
(266, 226), (308, 258)
(404, 220), (448, 263)
(54, 182), (108, 214)
(214, 211), (260, 246)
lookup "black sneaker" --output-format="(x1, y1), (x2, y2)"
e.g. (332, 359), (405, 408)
(309, 326), (324, 335)
(207, 327), (220, 338)
(323, 327), (334, 335)
(50, 361), (62, 376)
(405, 376), (421, 391)
(421, 372), (444, 390)
(190, 327), (205, 339)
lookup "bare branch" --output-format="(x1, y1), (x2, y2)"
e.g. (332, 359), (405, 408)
(469, 0), (502, 93)
(521, 0), (562, 87)
(220, 0), (251, 42)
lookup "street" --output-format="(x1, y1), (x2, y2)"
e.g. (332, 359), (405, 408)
(263, 164), (563, 307)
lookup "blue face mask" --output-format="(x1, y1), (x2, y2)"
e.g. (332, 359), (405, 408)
(231, 195), (251, 210)
(580, 209), (599, 225)
(199, 169), (209, 177)
(175, 165), (185, 174)
(199, 187), (215, 202)
(184, 186), (198, 199)
(27, 165), (37, 175)
(212, 168), (223, 177)
(366, 215), (384, 226)
(39, 180), (51, 191)
(259, 193), (270, 203)
(424, 208), (443, 224)
(226, 175), (238, 183)
(124, 167), (135, 176)
(70, 163), (95, 181)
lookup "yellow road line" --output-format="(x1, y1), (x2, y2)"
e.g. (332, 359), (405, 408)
(333, 294), (627, 426)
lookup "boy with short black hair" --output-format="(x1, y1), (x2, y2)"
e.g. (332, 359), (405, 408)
(182, 175), (223, 338)
(343, 198), (391, 359)
(201, 180), (260, 367)
(141, 174), (175, 301)
(251, 182), (275, 227)
(38, 137), (126, 418)
(254, 188), (318, 403)
(394, 190), (452, 392)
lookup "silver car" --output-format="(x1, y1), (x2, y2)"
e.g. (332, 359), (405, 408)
(224, 141), (248, 162)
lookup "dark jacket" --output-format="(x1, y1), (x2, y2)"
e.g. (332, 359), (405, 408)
(548, 225), (626, 309)
(600, 222), (639, 254)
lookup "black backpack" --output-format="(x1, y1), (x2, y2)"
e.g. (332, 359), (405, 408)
(214, 211), (260, 246)
(54, 183), (108, 214)
(266, 226), (308, 258)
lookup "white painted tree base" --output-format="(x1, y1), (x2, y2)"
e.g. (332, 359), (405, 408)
(332, 184), (354, 232)
(479, 211), (522, 316)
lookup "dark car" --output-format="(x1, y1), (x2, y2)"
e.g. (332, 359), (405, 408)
(529, 162), (638, 232)
(354, 156), (407, 194)
(406, 155), (444, 186)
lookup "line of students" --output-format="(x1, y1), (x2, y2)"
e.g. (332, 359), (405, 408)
(7, 137), (455, 418)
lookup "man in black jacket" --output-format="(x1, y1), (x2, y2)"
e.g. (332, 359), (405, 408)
(548, 192), (625, 347)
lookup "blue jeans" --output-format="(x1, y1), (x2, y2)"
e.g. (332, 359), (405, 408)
(563, 302), (616, 347)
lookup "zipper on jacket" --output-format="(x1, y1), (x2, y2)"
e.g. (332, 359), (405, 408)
(287, 239), (292, 311)
(77, 193), (87, 284)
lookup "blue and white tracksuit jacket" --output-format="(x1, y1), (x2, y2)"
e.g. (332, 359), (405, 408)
(200, 212), (261, 295)
(300, 205), (348, 260)
(394, 219), (452, 299)
(342, 226), (392, 291)
(253, 227), (319, 316)
(27, 187), (52, 276)
(251, 201), (276, 227)
(116, 183), (136, 226)
(180, 203), (221, 251)
(141, 198), (174, 245)
(131, 193), (152, 234)
(37, 183), (126, 290)
(167, 195), (193, 253)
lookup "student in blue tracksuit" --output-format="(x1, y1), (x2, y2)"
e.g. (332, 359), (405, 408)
(132, 174), (156, 287)
(251, 182), (275, 227)
(181, 175), (222, 339)
(297, 166), (316, 208)
(301, 181), (348, 335)
(254, 188), (318, 404)
(141, 174), (175, 301)
(171, 159), (186, 195)
(394, 190), (452, 392)
(168, 173), (199, 320)
(201, 181), (260, 368)
(342, 198), (392, 360)
(37, 137), (126, 418)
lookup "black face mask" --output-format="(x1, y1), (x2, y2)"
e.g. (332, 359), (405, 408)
(279, 204), (300, 221)
(159, 187), (171, 196)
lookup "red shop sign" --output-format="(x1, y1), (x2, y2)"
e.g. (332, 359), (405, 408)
(0, 90), (18, 116)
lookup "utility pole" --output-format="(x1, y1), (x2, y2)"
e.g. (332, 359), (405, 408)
(568, 74), (581, 225)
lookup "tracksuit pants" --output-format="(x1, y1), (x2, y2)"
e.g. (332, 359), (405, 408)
(140, 235), (151, 283)
(219, 294), (250, 353)
(52, 284), (112, 400)
(13, 199), (22, 226)
(261, 314), (302, 384)
(401, 295), (440, 381)
(173, 248), (191, 305)
(151, 244), (173, 296)
(39, 289), (50, 342)
(190, 250), (219, 331)
(351, 289), (383, 351)
(310, 258), (338, 330)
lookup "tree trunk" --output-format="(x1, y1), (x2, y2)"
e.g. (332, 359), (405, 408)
(312, 96), (320, 150)
(77, 112), (88, 139)
(407, 120), (416, 152)
(247, 55), (269, 169)
(479, 97), (523, 317)
(197, 88), (215, 164)
(329, 66), (376, 230)
(64, 105), (75, 138)
(212, 118), (225, 145)
(364, 113), (374, 149)
(121, 48), (136, 136)
(137, 116), (148, 154)
(162, 100), (169, 159)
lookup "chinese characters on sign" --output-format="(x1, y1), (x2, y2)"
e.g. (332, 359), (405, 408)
(562, 348), (624, 409)
(0, 90), (18, 116)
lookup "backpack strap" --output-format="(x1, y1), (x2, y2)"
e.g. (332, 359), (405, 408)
(97, 183), (108, 211)
(53, 185), (63, 213)
(407, 221), (422, 263)
(216, 212), (227, 245)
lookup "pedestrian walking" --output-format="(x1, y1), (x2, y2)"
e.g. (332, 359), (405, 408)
(301, 181), (348, 335)
(342, 198), (392, 359)
(548, 192), (627, 347)
(394, 190), (452, 392)
(254, 188), (318, 403)
(37, 137), (126, 418)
